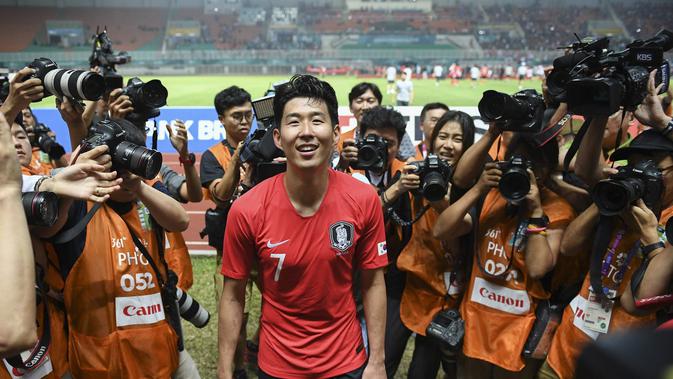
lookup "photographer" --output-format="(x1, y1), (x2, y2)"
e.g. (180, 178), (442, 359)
(200, 85), (253, 379)
(434, 134), (574, 378)
(21, 107), (68, 171)
(416, 102), (449, 159)
(337, 83), (415, 170)
(391, 111), (475, 379)
(217, 75), (387, 379)
(0, 67), (44, 125)
(0, 112), (37, 357)
(51, 118), (189, 378)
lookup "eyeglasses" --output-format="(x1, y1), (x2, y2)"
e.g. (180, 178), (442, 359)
(230, 112), (253, 122)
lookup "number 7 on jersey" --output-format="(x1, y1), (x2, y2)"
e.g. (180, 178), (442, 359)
(270, 253), (286, 282)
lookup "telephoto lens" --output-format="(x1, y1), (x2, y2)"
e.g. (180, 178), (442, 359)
(175, 287), (210, 328)
(27, 58), (105, 101)
(21, 191), (59, 227)
(478, 89), (545, 132)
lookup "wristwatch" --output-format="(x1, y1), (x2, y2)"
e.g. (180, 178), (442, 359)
(641, 241), (665, 257)
(528, 214), (549, 228)
(179, 153), (196, 166)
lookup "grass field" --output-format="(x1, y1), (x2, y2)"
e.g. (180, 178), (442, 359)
(185, 257), (422, 379)
(31, 75), (542, 109)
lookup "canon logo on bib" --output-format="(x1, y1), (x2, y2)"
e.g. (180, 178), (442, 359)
(470, 277), (530, 314)
(115, 293), (165, 327)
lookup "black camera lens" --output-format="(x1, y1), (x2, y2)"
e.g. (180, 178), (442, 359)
(593, 178), (644, 216)
(422, 171), (449, 202)
(22, 191), (58, 227)
(113, 141), (162, 179)
(358, 144), (380, 167)
(37, 133), (55, 153)
(133, 79), (168, 109)
(499, 167), (530, 203)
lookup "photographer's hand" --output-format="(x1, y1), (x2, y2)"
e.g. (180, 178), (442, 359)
(0, 67), (44, 124)
(167, 119), (203, 202)
(166, 120), (189, 157)
(525, 168), (544, 217)
(57, 96), (88, 151)
(38, 163), (121, 203)
(337, 138), (358, 171)
(628, 199), (659, 246)
(108, 88), (134, 119)
(71, 144), (113, 171)
(635, 70), (671, 132)
(475, 162), (501, 195)
(210, 141), (244, 207)
(381, 164), (419, 206)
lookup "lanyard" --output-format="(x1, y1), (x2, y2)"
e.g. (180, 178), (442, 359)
(599, 229), (640, 292)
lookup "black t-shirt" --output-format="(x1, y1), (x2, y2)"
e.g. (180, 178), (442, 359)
(53, 181), (170, 279)
(200, 141), (236, 189)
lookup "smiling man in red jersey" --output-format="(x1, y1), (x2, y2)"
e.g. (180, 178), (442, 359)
(217, 75), (388, 379)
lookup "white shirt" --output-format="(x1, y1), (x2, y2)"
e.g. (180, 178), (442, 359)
(396, 80), (413, 102)
(386, 66), (397, 81)
(470, 66), (480, 79)
(433, 65), (443, 77)
(517, 65), (527, 76)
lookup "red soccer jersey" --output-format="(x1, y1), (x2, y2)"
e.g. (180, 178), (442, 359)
(222, 169), (388, 378)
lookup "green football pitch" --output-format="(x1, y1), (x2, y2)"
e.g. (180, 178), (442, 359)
(31, 75), (542, 108)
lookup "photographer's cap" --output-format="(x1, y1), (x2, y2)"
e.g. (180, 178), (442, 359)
(610, 129), (673, 161)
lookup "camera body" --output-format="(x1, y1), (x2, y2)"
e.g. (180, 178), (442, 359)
(22, 191), (58, 227)
(33, 123), (65, 160)
(352, 135), (389, 172)
(426, 309), (465, 351)
(25, 58), (105, 102)
(593, 160), (662, 216)
(478, 89), (545, 133)
(121, 77), (168, 124)
(408, 154), (453, 202)
(80, 119), (162, 179)
(497, 155), (533, 203)
(549, 29), (673, 116)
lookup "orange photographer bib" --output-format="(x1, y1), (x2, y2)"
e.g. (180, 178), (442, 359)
(397, 199), (461, 334)
(63, 202), (178, 379)
(461, 188), (573, 372)
(204, 141), (233, 202)
(546, 228), (662, 379)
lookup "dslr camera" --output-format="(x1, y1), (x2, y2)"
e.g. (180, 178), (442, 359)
(32, 123), (65, 160)
(426, 309), (465, 351)
(80, 119), (162, 179)
(497, 155), (533, 203)
(121, 77), (168, 125)
(24, 58), (105, 102)
(22, 191), (58, 227)
(408, 154), (453, 202)
(351, 135), (388, 172)
(548, 29), (673, 116)
(592, 160), (662, 216)
(478, 89), (546, 133)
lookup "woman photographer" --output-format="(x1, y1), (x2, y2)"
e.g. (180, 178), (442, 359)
(434, 134), (575, 378)
(388, 111), (475, 378)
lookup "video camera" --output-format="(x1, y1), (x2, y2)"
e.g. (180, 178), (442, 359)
(478, 89), (545, 133)
(592, 160), (663, 216)
(121, 77), (168, 125)
(80, 119), (162, 179)
(24, 58), (105, 102)
(89, 27), (131, 93)
(0, 68), (9, 103)
(33, 123), (65, 160)
(497, 155), (533, 203)
(547, 29), (673, 116)
(239, 86), (287, 185)
(408, 154), (453, 202)
(351, 135), (388, 172)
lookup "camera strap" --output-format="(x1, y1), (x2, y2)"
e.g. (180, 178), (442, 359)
(126, 224), (166, 288)
(51, 203), (102, 244)
(562, 117), (592, 184)
(476, 215), (526, 280)
(151, 119), (158, 150)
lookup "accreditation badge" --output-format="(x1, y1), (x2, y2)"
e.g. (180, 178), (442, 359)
(583, 289), (617, 334)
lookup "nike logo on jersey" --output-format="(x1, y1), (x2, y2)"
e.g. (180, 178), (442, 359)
(267, 239), (289, 248)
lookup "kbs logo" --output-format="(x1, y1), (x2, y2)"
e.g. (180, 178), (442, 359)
(115, 293), (165, 327)
(470, 277), (530, 314)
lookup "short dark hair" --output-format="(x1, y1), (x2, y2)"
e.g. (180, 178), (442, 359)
(429, 111), (475, 154)
(348, 82), (382, 106)
(109, 118), (147, 146)
(214, 86), (251, 116)
(273, 74), (339, 128)
(420, 102), (449, 123)
(359, 106), (406, 145)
